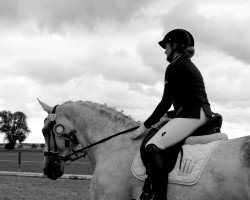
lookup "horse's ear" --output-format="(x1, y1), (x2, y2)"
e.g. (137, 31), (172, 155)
(37, 98), (53, 114)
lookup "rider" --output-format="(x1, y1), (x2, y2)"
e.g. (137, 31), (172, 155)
(132, 29), (214, 200)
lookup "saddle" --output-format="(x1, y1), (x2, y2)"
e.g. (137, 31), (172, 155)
(138, 113), (223, 199)
(190, 113), (223, 136)
(167, 113), (223, 166)
(170, 112), (223, 168)
(141, 113), (223, 163)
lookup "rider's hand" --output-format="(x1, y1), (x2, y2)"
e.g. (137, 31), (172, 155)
(131, 124), (148, 140)
(154, 116), (171, 128)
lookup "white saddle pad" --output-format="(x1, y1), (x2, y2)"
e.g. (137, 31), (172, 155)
(132, 140), (223, 185)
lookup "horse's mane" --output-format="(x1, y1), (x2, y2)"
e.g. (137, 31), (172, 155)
(63, 100), (139, 127)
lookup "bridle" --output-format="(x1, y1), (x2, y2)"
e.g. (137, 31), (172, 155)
(43, 105), (80, 164)
(43, 105), (139, 164)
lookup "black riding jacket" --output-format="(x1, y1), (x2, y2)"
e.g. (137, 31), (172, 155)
(144, 56), (213, 128)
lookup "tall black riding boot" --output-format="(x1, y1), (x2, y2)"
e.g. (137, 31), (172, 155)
(145, 144), (168, 200)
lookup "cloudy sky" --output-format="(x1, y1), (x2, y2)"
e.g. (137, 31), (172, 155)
(0, 0), (250, 143)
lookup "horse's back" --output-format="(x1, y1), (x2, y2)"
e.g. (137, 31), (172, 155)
(168, 136), (250, 200)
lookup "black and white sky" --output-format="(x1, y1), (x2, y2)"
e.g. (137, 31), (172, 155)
(0, 0), (250, 142)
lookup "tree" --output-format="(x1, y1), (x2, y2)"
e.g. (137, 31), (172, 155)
(0, 111), (30, 149)
(31, 143), (37, 149)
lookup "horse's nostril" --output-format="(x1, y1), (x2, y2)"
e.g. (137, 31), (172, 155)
(43, 167), (64, 180)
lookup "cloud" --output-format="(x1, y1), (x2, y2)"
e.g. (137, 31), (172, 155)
(137, 39), (166, 74)
(157, 0), (250, 126)
(160, 0), (250, 64)
(7, 45), (159, 86)
(0, 0), (154, 32)
(85, 47), (159, 85)
(0, 21), (162, 86)
(196, 52), (250, 106)
(128, 83), (145, 93)
(14, 59), (84, 85)
(0, 76), (40, 117)
(33, 74), (159, 118)
(1, 0), (250, 143)
(0, 0), (21, 26)
(145, 87), (161, 98)
(128, 83), (161, 97)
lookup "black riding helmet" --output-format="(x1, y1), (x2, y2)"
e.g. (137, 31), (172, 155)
(158, 29), (194, 49)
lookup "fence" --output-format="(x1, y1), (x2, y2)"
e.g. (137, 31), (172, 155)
(0, 171), (92, 180)
(0, 149), (93, 179)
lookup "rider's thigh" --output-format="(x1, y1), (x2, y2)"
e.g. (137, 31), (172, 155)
(146, 108), (208, 149)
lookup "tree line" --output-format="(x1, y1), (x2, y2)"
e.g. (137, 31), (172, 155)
(0, 110), (30, 149)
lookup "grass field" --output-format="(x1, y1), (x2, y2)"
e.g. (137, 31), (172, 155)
(0, 175), (90, 200)
(0, 150), (94, 175)
(0, 150), (93, 199)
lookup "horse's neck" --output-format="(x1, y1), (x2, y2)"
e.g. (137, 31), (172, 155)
(87, 128), (140, 168)
(76, 107), (140, 167)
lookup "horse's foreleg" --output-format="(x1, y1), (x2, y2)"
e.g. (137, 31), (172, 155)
(90, 183), (133, 200)
(90, 173), (140, 200)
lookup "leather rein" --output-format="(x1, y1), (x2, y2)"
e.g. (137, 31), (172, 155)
(43, 105), (139, 164)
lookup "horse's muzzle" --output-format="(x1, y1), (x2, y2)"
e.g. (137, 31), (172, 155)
(43, 154), (64, 180)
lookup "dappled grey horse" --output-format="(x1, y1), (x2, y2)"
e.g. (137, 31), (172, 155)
(38, 99), (250, 200)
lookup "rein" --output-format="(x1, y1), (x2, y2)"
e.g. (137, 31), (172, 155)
(62, 125), (139, 162)
(43, 104), (139, 163)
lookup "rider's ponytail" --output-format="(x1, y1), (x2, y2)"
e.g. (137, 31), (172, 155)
(183, 46), (195, 59)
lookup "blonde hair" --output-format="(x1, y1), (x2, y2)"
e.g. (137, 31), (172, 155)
(182, 46), (195, 58)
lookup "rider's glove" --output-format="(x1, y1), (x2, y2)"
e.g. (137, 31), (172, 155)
(131, 123), (148, 140)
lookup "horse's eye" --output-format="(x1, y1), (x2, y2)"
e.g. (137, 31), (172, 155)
(54, 125), (64, 135)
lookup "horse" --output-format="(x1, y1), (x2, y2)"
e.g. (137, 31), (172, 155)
(38, 99), (250, 200)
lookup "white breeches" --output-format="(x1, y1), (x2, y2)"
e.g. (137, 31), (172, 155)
(146, 108), (209, 149)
